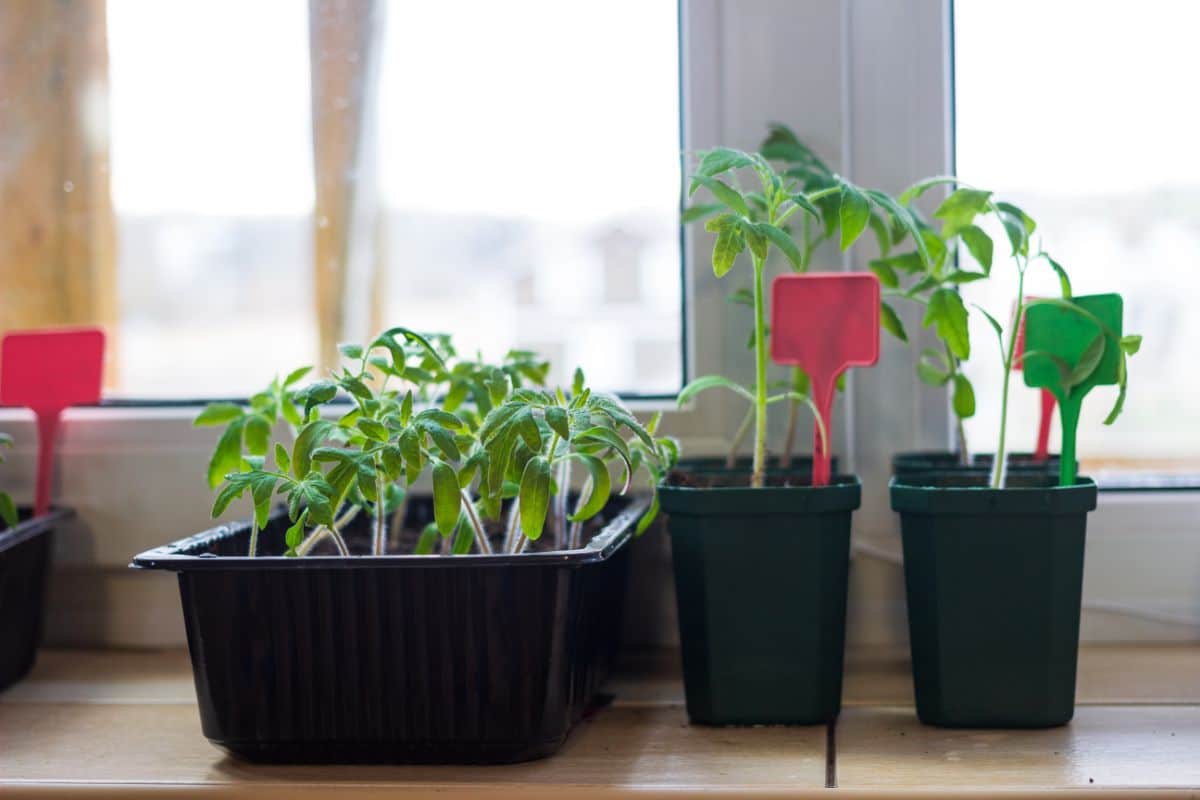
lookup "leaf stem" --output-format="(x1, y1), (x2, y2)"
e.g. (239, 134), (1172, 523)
(248, 519), (259, 558)
(726, 405), (754, 468)
(751, 252), (768, 488)
(372, 466), (386, 556)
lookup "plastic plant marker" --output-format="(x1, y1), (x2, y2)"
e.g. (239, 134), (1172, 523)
(1023, 294), (1123, 486)
(770, 273), (880, 486)
(1013, 298), (1058, 462)
(0, 328), (105, 516)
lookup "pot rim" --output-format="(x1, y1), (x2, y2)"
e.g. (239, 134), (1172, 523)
(658, 474), (862, 515)
(130, 498), (646, 572)
(890, 472), (1097, 515)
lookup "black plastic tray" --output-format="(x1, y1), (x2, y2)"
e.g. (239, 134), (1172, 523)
(0, 507), (73, 691)
(131, 497), (643, 763)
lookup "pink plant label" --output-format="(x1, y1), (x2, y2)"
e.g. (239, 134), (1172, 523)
(770, 273), (880, 486)
(1013, 297), (1057, 462)
(1, 328), (106, 516)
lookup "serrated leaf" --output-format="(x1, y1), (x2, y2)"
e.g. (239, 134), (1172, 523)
(357, 418), (388, 442)
(274, 443), (291, 475)
(283, 366), (312, 387)
(868, 259), (899, 288)
(934, 188), (992, 235)
(243, 414), (271, 456)
(292, 419), (336, 479)
(695, 146), (753, 178)
(518, 456), (552, 540)
(210, 480), (246, 518)
(923, 288), (971, 360)
(712, 227), (742, 278)
(738, 218), (768, 260)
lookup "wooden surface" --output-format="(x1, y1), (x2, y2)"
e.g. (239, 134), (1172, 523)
(2, 646), (1199, 797)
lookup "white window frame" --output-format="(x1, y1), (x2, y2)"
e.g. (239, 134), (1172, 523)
(2, 0), (1195, 648)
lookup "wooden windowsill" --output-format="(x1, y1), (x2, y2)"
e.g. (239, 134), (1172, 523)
(2, 646), (1198, 797)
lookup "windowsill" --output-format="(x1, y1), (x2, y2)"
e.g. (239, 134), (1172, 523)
(3, 646), (1198, 797)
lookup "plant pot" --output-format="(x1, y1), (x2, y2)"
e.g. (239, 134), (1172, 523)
(890, 472), (1097, 728)
(130, 496), (643, 764)
(659, 475), (860, 725)
(891, 450), (1063, 481)
(0, 507), (73, 691)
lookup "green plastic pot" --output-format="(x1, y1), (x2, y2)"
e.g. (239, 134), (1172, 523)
(890, 471), (1097, 728)
(659, 476), (860, 725)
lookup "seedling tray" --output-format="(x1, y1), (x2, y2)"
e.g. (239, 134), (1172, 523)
(0, 507), (72, 691)
(131, 496), (644, 763)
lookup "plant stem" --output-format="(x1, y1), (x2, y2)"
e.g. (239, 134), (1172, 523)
(567, 477), (591, 549)
(388, 491), (408, 553)
(460, 491), (493, 554)
(553, 454), (570, 549)
(372, 467), (386, 556)
(750, 253), (769, 488)
(781, 388), (800, 469)
(503, 498), (521, 553)
(991, 266), (1027, 489)
(248, 520), (259, 558)
(726, 405), (753, 468)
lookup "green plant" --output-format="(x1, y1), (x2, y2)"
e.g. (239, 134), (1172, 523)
(0, 433), (16, 529)
(475, 368), (677, 553)
(680, 146), (926, 487)
(197, 331), (668, 557)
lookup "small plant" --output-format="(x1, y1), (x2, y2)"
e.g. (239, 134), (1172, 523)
(680, 146), (926, 487)
(196, 330), (670, 556)
(0, 433), (16, 529)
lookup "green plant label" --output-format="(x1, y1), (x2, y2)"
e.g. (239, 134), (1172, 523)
(1023, 293), (1123, 485)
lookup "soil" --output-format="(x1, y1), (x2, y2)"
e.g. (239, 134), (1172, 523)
(667, 468), (821, 489)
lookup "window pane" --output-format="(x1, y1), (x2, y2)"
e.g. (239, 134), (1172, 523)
(100, 0), (681, 399)
(954, 1), (1197, 470)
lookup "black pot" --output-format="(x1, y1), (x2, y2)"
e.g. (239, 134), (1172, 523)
(0, 508), (72, 691)
(891, 471), (1096, 727)
(892, 450), (1063, 482)
(676, 454), (832, 477)
(131, 497), (642, 763)
(659, 475), (859, 725)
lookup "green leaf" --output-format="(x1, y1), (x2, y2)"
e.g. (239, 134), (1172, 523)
(880, 301), (907, 342)
(689, 175), (750, 217)
(959, 225), (993, 271)
(356, 418), (389, 442)
(400, 390), (413, 426)
(995, 201), (1036, 256)
(726, 287), (753, 306)
(916, 351), (950, 386)
(635, 494), (660, 537)
(934, 188), (992, 235)
(243, 414), (271, 456)
(292, 419), (336, 479)
(518, 456), (552, 540)
(738, 218), (768, 261)
(415, 523), (439, 554)
(923, 288), (971, 360)
(868, 259), (899, 288)
(712, 226), (743, 278)
(568, 454), (612, 524)
(680, 202), (723, 224)
(696, 146), (753, 178)
(288, 473), (334, 525)
(207, 418), (246, 489)
(676, 374), (754, 406)
(787, 192), (821, 220)
(338, 343), (364, 360)
(250, 473), (278, 530)
(296, 380), (337, 416)
(897, 175), (959, 206)
(756, 222), (804, 270)
(512, 407), (542, 453)
(864, 190), (931, 268)
(285, 510), (309, 552)
(572, 427), (634, 490)
(572, 367), (586, 397)
(274, 443), (291, 475)
(545, 406), (570, 441)
(838, 183), (871, 251)
(1042, 254), (1072, 298)
(283, 366), (312, 387)
(210, 480), (245, 518)
(952, 374), (976, 419)
(194, 403), (244, 427)
(1120, 335), (1142, 356)
(1067, 333), (1106, 388)
(0, 493), (18, 528)
(431, 460), (461, 535)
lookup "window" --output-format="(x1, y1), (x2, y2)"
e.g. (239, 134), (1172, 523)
(43, 0), (683, 399)
(954, 1), (1198, 473)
